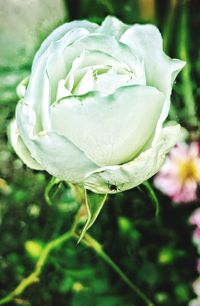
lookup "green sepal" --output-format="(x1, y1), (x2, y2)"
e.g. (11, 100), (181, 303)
(78, 190), (107, 243)
(44, 177), (61, 205)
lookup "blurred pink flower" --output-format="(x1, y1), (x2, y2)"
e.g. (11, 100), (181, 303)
(197, 259), (200, 274)
(192, 228), (200, 248)
(154, 142), (200, 203)
(190, 278), (200, 306)
(189, 299), (200, 306)
(193, 278), (200, 296)
(190, 209), (200, 228)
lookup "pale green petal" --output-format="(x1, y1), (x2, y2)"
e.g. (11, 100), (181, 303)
(24, 39), (52, 132)
(51, 85), (164, 166)
(73, 68), (94, 95)
(9, 120), (43, 170)
(121, 24), (185, 95)
(25, 28), (91, 133)
(94, 71), (132, 95)
(121, 24), (185, 129)
(97, 16), (130, 39)
(64, 49), (122, 93)
(83, 125), (180, 194)
(63, 49), (144, 96)
(16, 76), (29, 98)
(63, 33), (142, 73)
(32, 20), (98, 69)
(47, 28), (91, 101)
(56, 80), (72, 100)
(16, 102), (98, 183)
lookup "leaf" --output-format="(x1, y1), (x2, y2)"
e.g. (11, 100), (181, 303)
(141, 181), (160, 217)
(78, 191), (107, 243)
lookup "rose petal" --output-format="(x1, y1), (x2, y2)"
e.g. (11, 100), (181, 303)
(121, 24), (185, 95)
(63, 49), (145, 96)
(32, 20), (98, 69)
(83, 125), (180, 194)
(97, 16), (130, 39)
(51, 85), (164, 166)
(16, 77), (29, 98)
(16, 102), (98, 183)
(73, 68), (95, 95)
(46, 28), (91, 101)
(9, 120), (43, 170)
(25, 27), (93, 133)
(63, 33), (143, 74)
(24, 47), (51, 132)
(121, 24), (185, 142)
(64, 49), (126, 93)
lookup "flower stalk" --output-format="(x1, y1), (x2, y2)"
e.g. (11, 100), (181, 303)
(0, 228), (74, 305)
(0, 225), (155, 306)
(79, 232), (155, 306)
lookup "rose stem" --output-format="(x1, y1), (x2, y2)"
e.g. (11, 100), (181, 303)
(0, 223), (76, 305)
(76, 232), (155, 306)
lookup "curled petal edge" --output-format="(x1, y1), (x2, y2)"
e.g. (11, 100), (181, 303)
(82, 124), (181, 194)
(32, 20), (98, 69)
(16, 76), (29, 99)
(9, 120), (43, 170)
(16, 102), (98, 183)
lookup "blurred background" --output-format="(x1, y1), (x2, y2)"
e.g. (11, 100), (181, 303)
(0, 0), (200, 305)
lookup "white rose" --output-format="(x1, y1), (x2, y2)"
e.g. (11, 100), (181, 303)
(10, 16), (185, 194)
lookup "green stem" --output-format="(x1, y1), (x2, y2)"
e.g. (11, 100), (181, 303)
(0, 228), (74, 305)
(79, 233), (155, 306)
(178, 3), (197, 126)
(0, 224), (155, 306)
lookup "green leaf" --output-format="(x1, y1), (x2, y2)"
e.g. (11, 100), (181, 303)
(78, 191), (107, 243)
(141, 181), (160, 217)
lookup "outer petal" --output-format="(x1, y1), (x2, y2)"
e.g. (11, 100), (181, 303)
(16, 102), (98, 183)
(25, 28), (91, 132)
(121, 24), (185, 95)
(97, 16), (130, 39)
(16, 77), (29, 98)
(83, 125), (180, 194)
(51, 85), (164, 166)
(32, 20), (98, 69)
(25, 53), (51, 132)
(121, 24), (185, 139)
(9, 120), (43, 170)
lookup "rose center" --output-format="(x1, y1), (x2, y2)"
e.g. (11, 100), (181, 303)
(55, 51), (146, 100)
